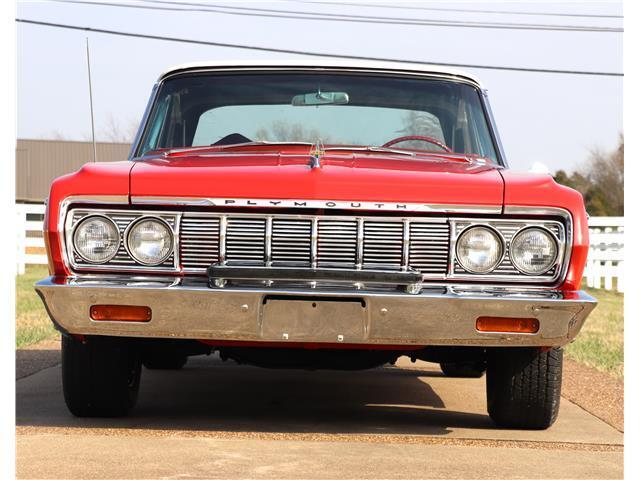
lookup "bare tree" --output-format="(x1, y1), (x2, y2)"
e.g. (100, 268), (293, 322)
(584, 134), (624, 215)
(100, 113), (140, 144)
(554, 134), (623, 215)
(255, 120), (334, 143)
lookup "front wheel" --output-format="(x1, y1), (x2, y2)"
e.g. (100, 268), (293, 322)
(62, 335), (142, 417)
(486, 347), (562, 430)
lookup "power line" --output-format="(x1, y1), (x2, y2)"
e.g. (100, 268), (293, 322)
(49, 0), (623, 33)
(15, 18), (624, 77)
(136, 0), (625, 33)
(291, 0), (624, 20)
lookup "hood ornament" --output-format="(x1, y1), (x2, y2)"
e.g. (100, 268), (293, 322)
(309, 140), (325, 169)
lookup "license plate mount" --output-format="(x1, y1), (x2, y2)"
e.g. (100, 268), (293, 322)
(260, 296), (367, 343)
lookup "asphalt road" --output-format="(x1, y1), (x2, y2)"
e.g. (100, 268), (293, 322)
(16, 353), (623, 479)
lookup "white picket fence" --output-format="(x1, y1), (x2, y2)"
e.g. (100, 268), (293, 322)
(16, 203), (47, 274)
(15, 203), (625, 292)
(584, 216), (624, 292)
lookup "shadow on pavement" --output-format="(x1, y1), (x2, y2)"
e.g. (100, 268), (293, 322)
(16, 352), (494, 436)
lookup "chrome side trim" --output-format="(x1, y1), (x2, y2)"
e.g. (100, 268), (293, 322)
(130, 196), (503, 214)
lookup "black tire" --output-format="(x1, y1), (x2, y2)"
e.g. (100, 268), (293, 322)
(142, 353), (188, 370)
(486, 347), (562, 430)
(62, 335), (142, 417)
(440, 361), (486, 378)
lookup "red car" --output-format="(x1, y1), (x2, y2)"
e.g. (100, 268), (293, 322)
(36, 61), (596, 429)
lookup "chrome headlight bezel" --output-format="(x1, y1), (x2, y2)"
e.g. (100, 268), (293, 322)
(455, 225), (505, 274)
(509, 226), (560, 276)
(125, 216), (175, 266)
(71, 215), (121, 264)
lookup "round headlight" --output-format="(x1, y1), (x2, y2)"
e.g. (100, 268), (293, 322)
(126, 218), (173, 265)
(510, 227), (558, 275)
(456, 226), (504, 274)
(73, 216), (120, 264)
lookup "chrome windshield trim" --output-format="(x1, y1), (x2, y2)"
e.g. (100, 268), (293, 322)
(130, 196), (503, 215)
(158, 63), (483, 89)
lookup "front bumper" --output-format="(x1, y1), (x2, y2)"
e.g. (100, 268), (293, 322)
(35, 276), (596, 347)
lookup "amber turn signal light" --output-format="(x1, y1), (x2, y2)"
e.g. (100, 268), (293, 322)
(476, 316), (539, 334)
(90, 305), (152, 322)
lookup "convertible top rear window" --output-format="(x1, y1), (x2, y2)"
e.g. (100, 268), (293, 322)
(137, 72), (498, 161)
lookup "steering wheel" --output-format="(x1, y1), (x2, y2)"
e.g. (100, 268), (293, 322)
(382, 135), (451, 153)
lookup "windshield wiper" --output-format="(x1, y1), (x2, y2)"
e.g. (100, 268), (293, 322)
(323, 146), (415, 156)
(160, 141), (315, 157)
(209, 141), (315, 148)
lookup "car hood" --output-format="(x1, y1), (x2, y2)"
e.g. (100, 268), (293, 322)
(129, 151), (505, 208)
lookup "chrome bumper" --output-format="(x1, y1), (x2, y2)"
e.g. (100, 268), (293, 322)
(35, 276), (596, 347)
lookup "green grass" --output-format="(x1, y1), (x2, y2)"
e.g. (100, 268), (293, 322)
(15, 265), (57, 348)
(15, 267), (624, 379)
(565, 287), (624, 379)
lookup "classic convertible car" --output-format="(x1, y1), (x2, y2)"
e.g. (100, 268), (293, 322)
(36, 60), (596, 429)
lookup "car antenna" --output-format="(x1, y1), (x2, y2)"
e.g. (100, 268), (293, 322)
(85, 37), (97, 163)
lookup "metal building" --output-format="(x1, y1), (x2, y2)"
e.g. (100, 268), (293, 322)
(16, 139), (131, 202)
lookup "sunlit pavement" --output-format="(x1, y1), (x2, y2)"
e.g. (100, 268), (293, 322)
(16, 354), (623, 479)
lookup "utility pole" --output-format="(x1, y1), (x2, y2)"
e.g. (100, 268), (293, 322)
(86, 37), (97, 162)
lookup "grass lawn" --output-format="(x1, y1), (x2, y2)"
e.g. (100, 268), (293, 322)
(16, 265), (57, 348)
(15, 266), (624, 379)
(565, 287), (624, 379)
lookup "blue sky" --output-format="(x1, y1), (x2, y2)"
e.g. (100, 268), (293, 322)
(16, 0), (622, 172)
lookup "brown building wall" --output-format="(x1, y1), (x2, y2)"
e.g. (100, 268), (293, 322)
(15, 139), (132, 202)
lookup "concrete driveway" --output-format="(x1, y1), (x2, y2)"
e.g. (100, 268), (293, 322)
(16, 352), (623, 479)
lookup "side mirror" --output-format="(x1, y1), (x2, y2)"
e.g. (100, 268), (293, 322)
(529, 162), (550, 175)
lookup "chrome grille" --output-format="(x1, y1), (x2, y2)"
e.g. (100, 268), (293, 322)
(225, 217), (266, 264)
(271, 218), (312, 265)
(179, 214), (449, 276)
(180, 216), (220, 270)
(409, 222), (450, 273)
(317, 219), (358, 266)
(362, 221), (403, 267)
(65, 207), (568, 285)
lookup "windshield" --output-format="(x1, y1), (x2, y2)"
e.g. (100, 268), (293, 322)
(136, 72), (498, 162)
